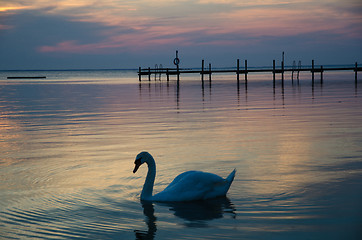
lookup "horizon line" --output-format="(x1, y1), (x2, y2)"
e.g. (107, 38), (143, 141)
(1, 63), (359, 72)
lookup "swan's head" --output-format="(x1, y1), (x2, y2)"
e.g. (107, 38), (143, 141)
(133, 151), (152, 173)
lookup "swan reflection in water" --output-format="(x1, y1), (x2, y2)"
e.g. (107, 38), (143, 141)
(134, 201), (157, 240)
(134, 197), (236, 239)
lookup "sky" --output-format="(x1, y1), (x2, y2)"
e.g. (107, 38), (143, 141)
(0, 0), (361, 70)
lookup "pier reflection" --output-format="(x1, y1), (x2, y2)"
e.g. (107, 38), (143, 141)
(236, 80), (248, 107)
(137, 75), (359, 113)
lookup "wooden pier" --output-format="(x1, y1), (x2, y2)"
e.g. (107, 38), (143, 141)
(138, 59), (361, 85)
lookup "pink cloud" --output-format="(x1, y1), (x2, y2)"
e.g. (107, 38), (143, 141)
(38, 41), (93, 53)
(33, 0), (362, 55)
(37, 34), (190, 54)
(0, 24), (13, 30)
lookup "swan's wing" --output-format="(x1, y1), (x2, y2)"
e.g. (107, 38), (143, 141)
(153, 171), (227, 201)
(162, 171), (200, 191)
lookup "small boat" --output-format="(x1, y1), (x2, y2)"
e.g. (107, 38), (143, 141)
(7, 76), (46, 79)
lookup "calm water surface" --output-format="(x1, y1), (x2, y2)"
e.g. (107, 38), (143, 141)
(1, 71), (361, 239)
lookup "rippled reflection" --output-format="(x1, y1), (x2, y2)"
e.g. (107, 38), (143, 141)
(135, 197), (236, 239)
(134, 202), (157, 240)
(162, 197), (236, 227)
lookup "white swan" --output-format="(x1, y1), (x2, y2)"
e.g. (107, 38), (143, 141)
(133, 151), (236, 202)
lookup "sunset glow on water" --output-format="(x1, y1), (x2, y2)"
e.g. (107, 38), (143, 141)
(1, 71), (361, 239)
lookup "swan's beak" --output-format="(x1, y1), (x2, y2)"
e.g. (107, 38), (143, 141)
(133, 159), (142, 173)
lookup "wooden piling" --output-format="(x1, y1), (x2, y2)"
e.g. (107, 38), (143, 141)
(166, 68), (169, 81)
(237, 59), (240, 81)
(139, 67), (141, 81)
(209, 63), (212, 81)
(159, 64), (163, 81)
(312, 60), (315, 84)
(321, 66), (324, 84)
(245, 60), (248, 83)
(177, 64), (180, 81)
(291, 60), (296, 84)
(281, 60), (284, 85)
(148, 67), (151, 81)
(355, 62), (358, 84)
(154, 64), (158, 81)
(273, 60), (276, 87)
(201, 59), (205, 82)
(297, 60), (301, 83)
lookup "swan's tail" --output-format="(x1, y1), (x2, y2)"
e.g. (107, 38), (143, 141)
(204, 169), (237, 200)
(226, 169), (236, 183)
(223, 169), (236, 194)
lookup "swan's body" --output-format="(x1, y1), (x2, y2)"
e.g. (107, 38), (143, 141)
(133, 152), (236, 202)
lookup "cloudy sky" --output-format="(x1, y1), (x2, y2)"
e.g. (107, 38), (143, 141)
(1, 0), (361, 70)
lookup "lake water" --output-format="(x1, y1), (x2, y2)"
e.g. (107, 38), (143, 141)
(1, 70), (361, 239)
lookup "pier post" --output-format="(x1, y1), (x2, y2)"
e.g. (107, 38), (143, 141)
(148, 67), (151, 81)
(282, 52), (285, 89)
(201, 59), (205, 82)
(245, 60), (248, 83)
(321, 66), (323, 84)
(273, 60), (276, 87)
(209, 63), (212, 81)
(292, 60), (296, 83)
(312, 60), (315, 84)
(166, 68), (169, 81)
(138, 67), (141, 81)
(297, 60), (301, 83)
(177, 64), (180, 81)
(281, 60), (284, 87)
(154, 64), (158, 81)
(237, 59), (240, 82)
(173, 50), (180, 81)
(355, 62), (358, 84)
(159, 64), (163, 81)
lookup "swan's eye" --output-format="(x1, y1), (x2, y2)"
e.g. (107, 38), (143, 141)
(135, 157), (142, 164)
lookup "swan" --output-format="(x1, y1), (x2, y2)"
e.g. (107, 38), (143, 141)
(133, 151), (236, 202)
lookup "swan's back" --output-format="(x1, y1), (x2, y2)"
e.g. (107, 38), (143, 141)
(152, 170), (236, 202)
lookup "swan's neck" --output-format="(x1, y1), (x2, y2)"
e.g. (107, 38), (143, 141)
(141, 157), (156, 200)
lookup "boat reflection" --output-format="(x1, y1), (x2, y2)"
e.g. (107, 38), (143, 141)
(134, 197), (235, 239)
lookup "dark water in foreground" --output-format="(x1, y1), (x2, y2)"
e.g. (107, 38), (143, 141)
(0, 70), (361, 239)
